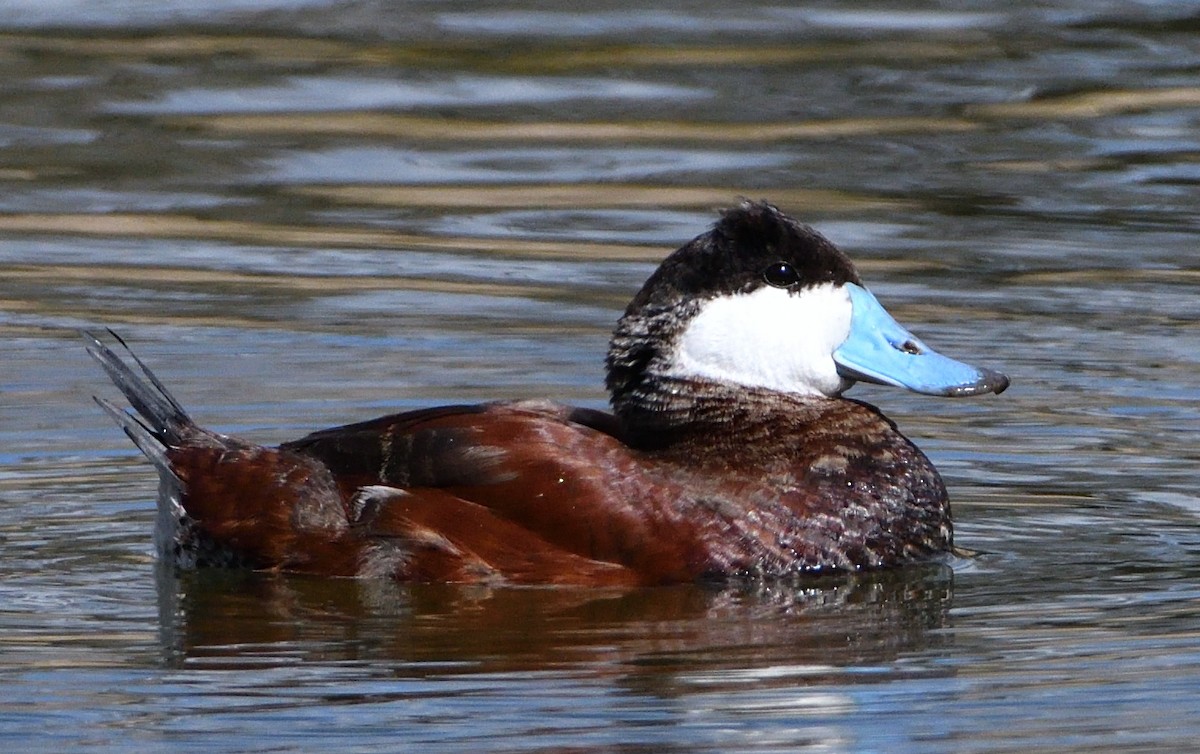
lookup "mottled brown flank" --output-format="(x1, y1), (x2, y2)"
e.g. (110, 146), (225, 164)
(167, 444), (361, 576)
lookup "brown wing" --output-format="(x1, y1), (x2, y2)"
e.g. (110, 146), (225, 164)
(283, 401), (719, 584)
(348, 486), (638, 585)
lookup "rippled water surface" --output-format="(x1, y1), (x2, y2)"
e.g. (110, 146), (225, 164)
(3, 2), (1199, 751)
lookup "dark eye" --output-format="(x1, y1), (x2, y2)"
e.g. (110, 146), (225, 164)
(763, 261), (800, 288)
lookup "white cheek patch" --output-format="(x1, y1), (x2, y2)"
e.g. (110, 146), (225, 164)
(667, 283), (854, 398)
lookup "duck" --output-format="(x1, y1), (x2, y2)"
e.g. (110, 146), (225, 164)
(86, 200), (1008, 586)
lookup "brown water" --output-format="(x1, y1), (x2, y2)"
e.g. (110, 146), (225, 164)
(2, 2), (1200, 751)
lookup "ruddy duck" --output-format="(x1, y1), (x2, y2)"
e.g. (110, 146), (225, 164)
(88, 201), (1007, 585)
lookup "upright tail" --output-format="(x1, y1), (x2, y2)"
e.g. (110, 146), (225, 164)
(84, 329), (195, 484)
(85, 330), (350, 571)
(85, 330), (226, 565)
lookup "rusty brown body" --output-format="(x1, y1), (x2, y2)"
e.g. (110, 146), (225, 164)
(150, 391), (948, 586)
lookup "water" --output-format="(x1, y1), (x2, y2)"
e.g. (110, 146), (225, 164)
(2, 1), (1199, 751)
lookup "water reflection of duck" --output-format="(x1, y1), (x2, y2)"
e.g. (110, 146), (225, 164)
(87, 201), (1007, 586)
(159, 567), (954, 673)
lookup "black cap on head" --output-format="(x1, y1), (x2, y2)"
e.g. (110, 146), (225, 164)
(621, 200), (861, 316)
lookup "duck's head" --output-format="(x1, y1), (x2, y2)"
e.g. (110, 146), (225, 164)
(606, 201), (1008, 422)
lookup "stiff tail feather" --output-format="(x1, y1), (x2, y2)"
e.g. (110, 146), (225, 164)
(86, 330), (342, 571)
(85, 330), (203, 564)
(84, 329), (191, 450)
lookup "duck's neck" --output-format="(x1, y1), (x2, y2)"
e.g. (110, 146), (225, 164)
(610, 375), (839, 453)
